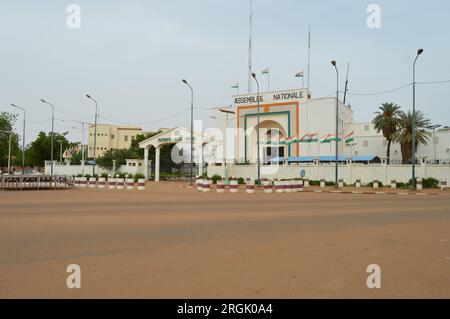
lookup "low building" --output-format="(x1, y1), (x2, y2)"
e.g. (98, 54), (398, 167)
(87, 124), (142, 158)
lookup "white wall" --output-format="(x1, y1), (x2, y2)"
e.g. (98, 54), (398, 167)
(44, 161), (145, 176)
(207, 162), (450, 185)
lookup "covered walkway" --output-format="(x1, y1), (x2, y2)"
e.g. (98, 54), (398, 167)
(139, 127), (210, 181)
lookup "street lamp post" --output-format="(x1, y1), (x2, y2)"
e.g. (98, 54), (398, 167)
(11, 104), (26, 173)
(182, 79), (194, 186)
(331, 61), (339, 188)
(86, 95), (98, 176)
(251, 73), (261, 183)
(40, 99), (55, 174)
(412, 48), (424, 189)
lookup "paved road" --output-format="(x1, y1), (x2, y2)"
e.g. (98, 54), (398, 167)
(1, 183), (449, 298)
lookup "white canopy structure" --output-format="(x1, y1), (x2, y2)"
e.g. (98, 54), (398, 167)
(139, 127), (210, 181)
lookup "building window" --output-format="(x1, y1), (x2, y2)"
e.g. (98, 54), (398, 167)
(363, 140), (369, 147)
(111, 135), (115, 139)
(364, 125), (370, 131)
(124, 135), (129, 142)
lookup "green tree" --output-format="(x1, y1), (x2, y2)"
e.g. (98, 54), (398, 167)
(394, 110), (431, 164)
(96, 148), (139, 170)
(372, 103), (402, 164)
(0, 112), (20, 169)
(25, 131), (73, 167)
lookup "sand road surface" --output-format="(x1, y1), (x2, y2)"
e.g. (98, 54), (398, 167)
(1, 182), (450, 298)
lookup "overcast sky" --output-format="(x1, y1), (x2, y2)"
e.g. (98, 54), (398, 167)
(1, 0), (449, 144)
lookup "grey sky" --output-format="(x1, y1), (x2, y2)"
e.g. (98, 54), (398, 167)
(1, 0), (449, 144)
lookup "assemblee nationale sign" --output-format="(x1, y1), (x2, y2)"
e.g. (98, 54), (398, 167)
(232, 88), (308, 106)
(158, 136), (195, 143)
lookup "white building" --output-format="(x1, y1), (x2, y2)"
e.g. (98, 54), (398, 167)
(210, 88), (450, 165)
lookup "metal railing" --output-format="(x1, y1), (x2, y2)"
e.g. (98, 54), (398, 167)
(0, 175), (74, 191)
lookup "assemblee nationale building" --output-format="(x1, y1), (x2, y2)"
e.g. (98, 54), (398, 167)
(138, 85), (450, 181)
(209, 87), (450, 165)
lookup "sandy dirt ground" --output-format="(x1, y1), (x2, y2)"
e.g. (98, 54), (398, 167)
(1, 182), (450, 299)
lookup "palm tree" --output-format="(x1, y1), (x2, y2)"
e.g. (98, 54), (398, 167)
(372, 103), (402, 164)
(394, 110), (431, 164)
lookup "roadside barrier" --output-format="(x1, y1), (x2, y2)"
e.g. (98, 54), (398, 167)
(373, 179), (379, 189)
(216, 180), (225, 193)
(138, 179), (146, 191)
(229, 180), (239, 193)
(391, 180), (397, 189)
(338, 179), (344, 188)
(320, 179), (326, 188)
(246, 179), (255, 194)
(88, 177), (96, 188)
(108, 177), (116, 189)
(263, 180), (273, 193)
(98, 177), (106, 189)
(126, 178), (135, 190)
(304, 178), (310, 188)
(202, 179), (211, 192)
(74, 177), (81, 187)
(441, 179), (447, 191)
(196, 178), (203, 192)
(416, 178), (423, 190)
(274, 180), (283, 193)
(116, 178), (125, 190)
(355, 179), (362, 188)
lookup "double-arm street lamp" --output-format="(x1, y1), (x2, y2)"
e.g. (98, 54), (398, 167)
(182, 79), (194, 186)
(251, 72), (261, 183)
(331, 60), (339, 188)
(412, 48), (424, 189)
(10, 104), (26, 173)
(86, 94), (98, 176)
(40, 99), (55, 174)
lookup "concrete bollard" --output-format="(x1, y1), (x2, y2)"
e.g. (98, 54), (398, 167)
(108, 177), (116, 189)
(304, 178), (310, 188)
(196, 178), (203, 192)
(320, 179), (326, 188)
(116, 178), (125, 190)
(80, 177), (87, 188)
(391, 180), (397, 189)
(202, 179), (211, 192)
(229, 179), (239, 193)
(338, 179), (344, 188)
(89, 177), (97, 188)
(355, 179), (362, 188)
(263, 180), (273, 194)
(440, 179), (447, 191)
(292, 180), (299, 193)
(373, 179), (379, 189)
(98, 177), (106, 189)
(126, 178), (135, 190)
(216, 179), (225, 193)
(74, 177), (80, 187)
(274, 180), (283, 193)
(137, 179), (146, 191)
(416, 178), (423, 191)
(246, 179), (255, 194)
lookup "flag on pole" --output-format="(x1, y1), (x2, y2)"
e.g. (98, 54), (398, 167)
(261, 67), (270, 74)
(344, 131), (354, 144)
(319, 133), (333, 143)
(295, 71), (304, 78)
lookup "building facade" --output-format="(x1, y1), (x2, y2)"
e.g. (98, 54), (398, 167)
(209, 88), (450, 165)
(87, 124), (142, 158)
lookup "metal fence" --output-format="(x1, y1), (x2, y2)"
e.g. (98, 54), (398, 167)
(0, 175), (74, 191)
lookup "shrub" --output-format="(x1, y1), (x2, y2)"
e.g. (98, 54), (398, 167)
(211, 175), (222, 184)
(134, 173), (145, 182)
(309, 180), (320, 186)
(366, 181), (384, 187)
(423, 177), (439, 188)
(238, 177), (245, 185)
